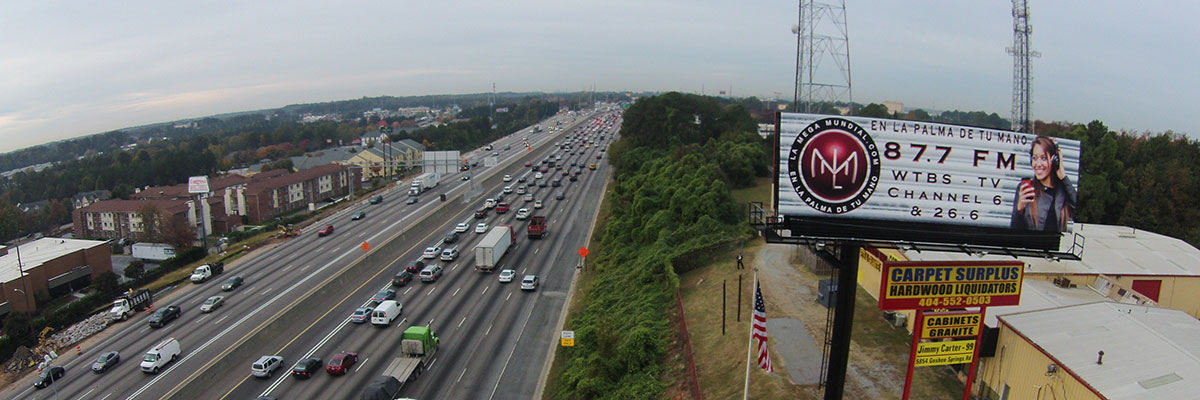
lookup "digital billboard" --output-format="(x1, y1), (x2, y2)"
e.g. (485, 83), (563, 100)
(774, 113), (1082, 249)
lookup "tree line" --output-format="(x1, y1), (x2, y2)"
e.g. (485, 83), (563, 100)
(0, 97), (563, 243)
(553, 92), (768, 398)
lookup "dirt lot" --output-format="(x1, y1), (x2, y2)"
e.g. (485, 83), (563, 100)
(679, 240), (965, 399)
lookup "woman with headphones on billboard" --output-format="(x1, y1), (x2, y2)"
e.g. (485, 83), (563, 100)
(1011, 136), (1076, 232)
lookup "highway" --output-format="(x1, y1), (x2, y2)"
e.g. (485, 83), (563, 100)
(3, 109), (620, 400)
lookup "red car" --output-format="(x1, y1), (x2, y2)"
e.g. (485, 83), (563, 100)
(326, 352), (358, 376)
(524, 162), (532, 167)
(317, 225), (334, 237)
(496, 203), (509, 214)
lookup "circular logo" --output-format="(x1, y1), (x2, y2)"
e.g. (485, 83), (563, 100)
(787, 118), (880, 214)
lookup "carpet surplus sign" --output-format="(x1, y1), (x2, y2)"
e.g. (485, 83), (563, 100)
(879, 261), (1024, 310)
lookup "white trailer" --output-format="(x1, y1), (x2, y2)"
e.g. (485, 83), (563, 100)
(473, 225), (514, 272)
(131, 243), (176, 262)
(408, 172), (440, 195)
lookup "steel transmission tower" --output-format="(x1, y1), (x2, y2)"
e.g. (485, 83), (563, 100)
(792, 0), (852, 114)
(1007, 0), (1040, 133)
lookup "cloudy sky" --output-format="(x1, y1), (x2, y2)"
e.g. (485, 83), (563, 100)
(1, 1), (1196, 153)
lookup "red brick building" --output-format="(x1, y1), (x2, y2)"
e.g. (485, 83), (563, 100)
(0, 239), (113, 314)
(72, 199), (193, 242)
(238, 164), (361, 223)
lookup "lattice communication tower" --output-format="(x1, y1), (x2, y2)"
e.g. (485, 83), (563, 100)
(793, 0), (852, 113)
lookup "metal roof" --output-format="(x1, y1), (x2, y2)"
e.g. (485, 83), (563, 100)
(902, 223), (1200, 277)
(979, 279), (1108, 327)
(1001, 302), (1200, 399)
(0, 238), (109, 284)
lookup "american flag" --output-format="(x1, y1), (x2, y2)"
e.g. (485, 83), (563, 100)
(752, 281), (773, 373)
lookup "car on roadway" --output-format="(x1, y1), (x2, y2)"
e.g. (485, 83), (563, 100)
(440, 248), (459, 261)
(474, 208), (489, 219)
(515, 208), (530, 220)
(518, 176), (527, 183)
(535, 172), (544, 180)
(222, 276), (244, 291)
(596, 154), (603, 159)
(521, 275), (539, 291)
(351, 307), (373, 324)
(555, 192), (565, 200)
(475, 223), (489, 233)
(524, 162), (532, 167)
(252, 355), (284, 378)
(499, 269), (516, 283)
(496, 202), (509, 214)
(392, 270), (414, 286)
(317, 224), (334, 237)
(444, 231), (459, 243)
(291, 357), (323, 380)
(569, 175), (577, 182)
(516, 186), (527, 194)
(503, 185), (513, 193)
(405, 260), (426, 274)
(455, 223), (470, 232)
(462, 174), (471, 181)
(370, 289), (396, 305)
(406, 196), (419, 205)
(200, 296), (224, 313)
(534, 200), (544, 209)
(352, 211), (366, 220)
(32, 366), (65, 389)
(538, 180), (548, 188)
(503, 175), (512, 182)
(370, 195), (383, 204)
(419, 265), (444, 282)
(326, 352), (358, 376)
(148, 305), (182, 328)
(524, 193), (534, 202)
(91, 351), (120, 374)
(589, 164), (597, 170)
(422, 246), (442, 259)
(484, 198), (496, 209)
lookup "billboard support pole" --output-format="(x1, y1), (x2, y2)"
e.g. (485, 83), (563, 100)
(823, 241), (860, 400)
(901, 309), (924, 400)
(962, 306), (988, 400)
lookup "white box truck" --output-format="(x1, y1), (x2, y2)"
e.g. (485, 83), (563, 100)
(132, 243), (175, 262)
(473, 225), (514, 272)
(371, 300), (402, 326)
(140, 337), (181, 374)
(408, 172), (439, 195)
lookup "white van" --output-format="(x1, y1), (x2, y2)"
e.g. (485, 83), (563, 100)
(371, 300), (402, 326)
(140, 337), (181, 373)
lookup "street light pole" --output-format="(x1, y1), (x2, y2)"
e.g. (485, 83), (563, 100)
(12, 289), (27, 313)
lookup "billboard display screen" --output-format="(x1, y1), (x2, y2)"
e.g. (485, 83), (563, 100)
(775, 113), (1081, 249)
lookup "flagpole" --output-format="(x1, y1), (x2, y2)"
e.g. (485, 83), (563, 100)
(742, 270), (757, 399)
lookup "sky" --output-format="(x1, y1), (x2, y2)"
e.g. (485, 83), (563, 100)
(1, 1), (1197, 154)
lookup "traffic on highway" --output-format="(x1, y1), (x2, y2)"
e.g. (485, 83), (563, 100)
(7, 108), (622, 400)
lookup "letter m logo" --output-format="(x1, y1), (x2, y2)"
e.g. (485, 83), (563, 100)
(811, 148), (858, 189)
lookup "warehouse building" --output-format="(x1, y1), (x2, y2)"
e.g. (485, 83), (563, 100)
(977, 302), (1199, 399)
(0, 239), (113, 314)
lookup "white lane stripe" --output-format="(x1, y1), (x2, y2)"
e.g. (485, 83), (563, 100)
(355, 357), (369, 372)
(452, 288), (460, 297)
(458, 317), (467, 328)
(126, 246), (357, 400)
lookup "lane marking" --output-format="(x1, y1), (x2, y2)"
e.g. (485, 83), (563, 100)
(481, 286), (488, 295)
(486, 323), (494, 336)
(506, 292), (512, 302)
(452, 288), (460, 297)
(458, 317), (467, 328)
(101, 393), (113, 400)
(260, 288), (273, 296)
(427, 287), (436, 296)
(214, 315), (229, 325)
(403, 287), (412, 296)
(195, 315), (208, 324)
(82, 387), (96, 398)
(354, 357), (368, 372)
(457, 367), (469, 383)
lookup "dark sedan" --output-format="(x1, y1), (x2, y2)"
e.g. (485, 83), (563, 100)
(33, 366), (65, 389)
(291, 357), (323, 379)
(148, 305), (182, 328)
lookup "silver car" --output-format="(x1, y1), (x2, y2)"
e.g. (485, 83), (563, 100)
(200, 296), (224, 313)
(251, 355), (284, 378)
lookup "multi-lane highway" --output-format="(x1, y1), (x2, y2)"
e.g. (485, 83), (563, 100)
(4, 108), (622, 400)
